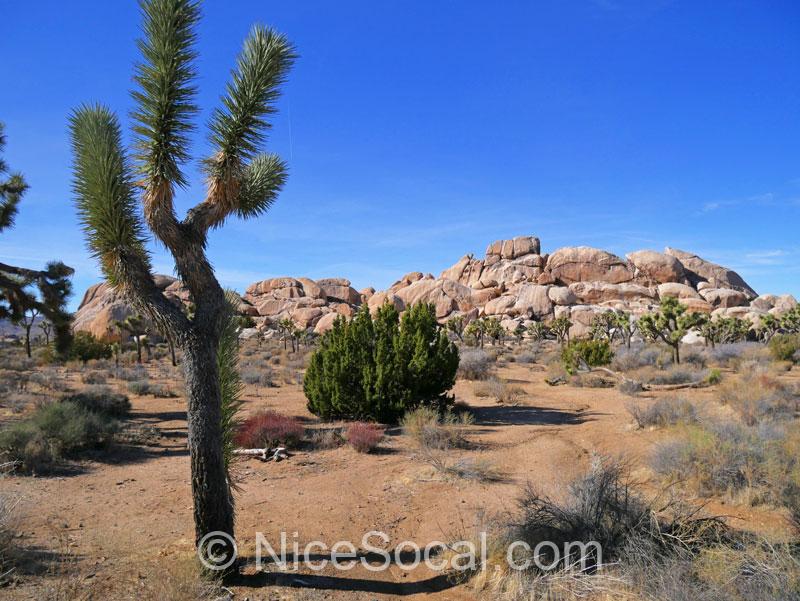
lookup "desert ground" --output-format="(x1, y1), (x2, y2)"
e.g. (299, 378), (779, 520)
(1, 336), (797, 601)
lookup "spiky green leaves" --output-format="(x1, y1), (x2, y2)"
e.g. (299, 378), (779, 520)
(132, 0), (200, 190)
(0, 123), (27, 233)
(70, 105), (151, 286)
(236, 153), (287, 218)
(206, 25), (296, 183)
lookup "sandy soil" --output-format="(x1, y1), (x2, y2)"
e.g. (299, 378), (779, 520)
(0, 347), (795, 600)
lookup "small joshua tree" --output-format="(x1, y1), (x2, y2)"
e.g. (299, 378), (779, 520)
(69, 0), (295, 566)
(14, 304), (39, 358)
(115, 314), (148, 364)
(445, 314), (466, 342)
(756, 313), (781, 343)
(550, 315), (572, 346)
(590, 311), (617, 343)
(526, 320), (549, 342)
(638, 296), (703, 364)
(613, 310), (636, 349)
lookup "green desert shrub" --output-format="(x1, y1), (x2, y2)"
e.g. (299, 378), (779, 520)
(68, 332), (113, 364)
(61, 388), (131, 417)
(560, 339), (613, 374)
(769, 333), (800, 363)
(304, 303), (459, 423)
(0, 401), (118, 471)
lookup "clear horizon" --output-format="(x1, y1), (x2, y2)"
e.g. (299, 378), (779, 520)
(1, 0), (798, 311)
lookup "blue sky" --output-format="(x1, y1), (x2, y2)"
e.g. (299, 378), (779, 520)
(1, 0), (798, 310)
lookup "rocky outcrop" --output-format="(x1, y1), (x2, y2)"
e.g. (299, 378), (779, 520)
(74, 235), (795, 342)
(664, 248), (757, 299)
(72, 276), (189, 340)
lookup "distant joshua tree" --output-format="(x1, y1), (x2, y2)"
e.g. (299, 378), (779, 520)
(0, 123), (73, 353)
(115, 314), (148, 363)
(69, 0), (295, 567)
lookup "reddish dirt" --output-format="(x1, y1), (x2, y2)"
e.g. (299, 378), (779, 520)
(1, 350), (795, 600)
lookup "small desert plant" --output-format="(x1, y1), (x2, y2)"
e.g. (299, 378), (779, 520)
(68, 332), (113, 364)
(61, 388), (131, 417)
(474, 377), (525, 404)
(618, 378), (644, 396)
(81, 370), (108, 385)
(769, 333), (800, 363)
(716, 373), (797, 425)
(308, 428), (343, 450)
(0, 492), (21, 585)
(627, 396), (698, 428)
(561, 339), (613, 374)
(458, 348), (493, 380)
(514, 350), (537, 364)
(30, 370), (69, 392)
(234, 411), (304, 449)
(426, 452), (503, 482)
(401, 406), (472, 450)
(127, 380), (175, 398)
(611, 344), (667, 372)
(0, 401), (119, 471)
(637, 365), (706, 385)
(241, 367), (275, 388)
(114, 366), (148, 381)
(344, 422), (384, 453)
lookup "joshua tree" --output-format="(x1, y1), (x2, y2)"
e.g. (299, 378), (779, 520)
(445, 314), (466, 342)
(115, 314), (148, 363)
(526, 320), (549, 342)
(638, 296), (703, 364)
(550, 316), (572, 346)
(590, 311), (617, 343)
(512, 323), (526, 345)
(483, 317), (505, 346)
(613, 311), (636, 349)
(0, 123), (73, 353)
(781, 306), (800, 334)
(69, 0), (295, 566)
(277, 318), (295, 351)
(14, 304), (39, 358)
(40, 320), (53, 346)
(756, 313), (781, 343)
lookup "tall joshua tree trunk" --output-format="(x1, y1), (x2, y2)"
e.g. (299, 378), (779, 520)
(70, 0), (295, 568)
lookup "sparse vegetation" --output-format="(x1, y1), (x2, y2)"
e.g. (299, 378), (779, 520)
(61, 388), (131, 417)
(627, 396), (698, 428)
(401, 406), (473, 450)
(458, 348), (492, 380)
(560, 338), (613, 374)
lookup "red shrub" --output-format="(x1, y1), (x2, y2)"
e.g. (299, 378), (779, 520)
(345, 422), (384, 453)
(235, 411), (304, 449)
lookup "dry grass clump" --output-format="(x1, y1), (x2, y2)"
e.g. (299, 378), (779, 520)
(717, 372), (798, 426)
(630, 364), (706, 386)
(401, 406), (473, 450)
(626, 396), (699, 429)
(464, 458), (799, 601)
(611, 344), (668, 372)
(308, 427), (343, 450)
(80, 370), (108, 385)
(458, 349), (493, 380)
(30, 370), (69, 392)
(474, 377), (526, 404)
(126, 380), (176, 398)
(569, 372), (615, 388)
(0, 492), (20, 585)
(426, 453), (504, 483)
(651, 419), (800, 509)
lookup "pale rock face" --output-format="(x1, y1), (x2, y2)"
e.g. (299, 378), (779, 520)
(568, 305), (607, 338)
(313, 312), (339, 335)
(657, 282), (701, 300)
(698, 288), (748, 309)
(483, 295), (517, 316)
(72, 276), (184, 340)
(297, 277), (326, 300)
(773, 294), (798, 315)
(664, 248), (757, 299)
(548, 286), (578, 306)
(485, 236), (541, 260)
(626, 250), (686, 284)
(750, 294), (777, 312)
(681, 298), (715, 314)
(513, 284), (553, 319)
(367, 291), (405, 314)
(291, 307), (324, 328)
(546, 247), (635, 285)
(316, 278), (361, 304)
(568, 282), (655, 305)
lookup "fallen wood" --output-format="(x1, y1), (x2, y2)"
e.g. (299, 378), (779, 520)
(232, 447), (291, 462)
(576, 364), (710, 391)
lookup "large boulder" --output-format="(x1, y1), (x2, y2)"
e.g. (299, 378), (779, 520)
(548, 286), (578, 306)
(698, 288), (749, 309)
(626, 250), (686, 284)
(316, 278), (361, 304)
(657, 282), (702, 300)
(546, 247), (634, 285)
(513, 284), (553, 318)
(73, 275), (188, 340)
(485, 236), (541, 260)
(664, 248), (757, 299)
